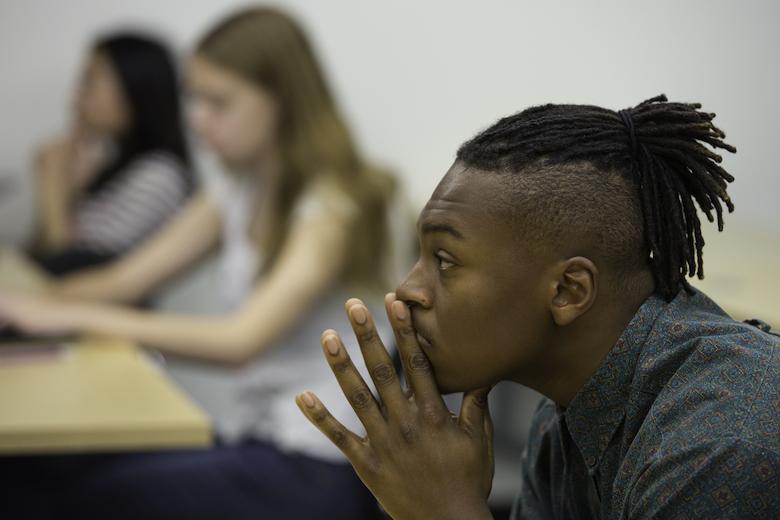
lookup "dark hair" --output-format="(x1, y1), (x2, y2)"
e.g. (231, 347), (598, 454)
(87, 33), (192, 193)
(457, 94), (736, 301)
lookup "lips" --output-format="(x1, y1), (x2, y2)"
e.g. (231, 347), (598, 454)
(410, 314), (434, 349)
(415, 332), (433, 349)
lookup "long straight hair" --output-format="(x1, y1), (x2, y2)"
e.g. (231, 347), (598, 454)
(195, 7), (395, 287)
(88, 33), (193, 194)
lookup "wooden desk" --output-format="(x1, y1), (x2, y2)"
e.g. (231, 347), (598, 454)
(691, 223), (780, 327)
(0, 337), (212, 454)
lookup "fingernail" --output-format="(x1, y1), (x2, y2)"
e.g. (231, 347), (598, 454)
(351, 305), (367, 325)
(392, 301), (406, 320)
(301, 392), (316, 408)
(325, 335), (340, 355)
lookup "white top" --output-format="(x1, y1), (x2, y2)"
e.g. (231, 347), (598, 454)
(205, 171), (399, 461)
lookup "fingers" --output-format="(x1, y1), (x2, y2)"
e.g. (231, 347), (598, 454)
(296, 390), (366, 461)
(345, 298), (406, 413)
(319, 329), (386, 436)
(385, 293), (447, 414)
(459, 387), (491, 439)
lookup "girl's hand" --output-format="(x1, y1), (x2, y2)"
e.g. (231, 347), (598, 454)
(36, 135), (76, 175)
(35, 131), (103, 192)
(296, 294), (494, 520)
(0, 289), (76, 336)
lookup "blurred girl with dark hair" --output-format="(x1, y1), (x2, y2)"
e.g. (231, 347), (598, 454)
(32, 33), (194, 275)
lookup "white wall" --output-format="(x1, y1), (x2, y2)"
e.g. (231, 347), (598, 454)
(1, 0), (778, 242)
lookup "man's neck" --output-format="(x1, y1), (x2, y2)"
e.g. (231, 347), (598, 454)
(519, 277), (655, 406)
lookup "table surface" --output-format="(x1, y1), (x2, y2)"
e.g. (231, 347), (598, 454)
(0, 337), (212, 454)
(690, 223), (779, 327)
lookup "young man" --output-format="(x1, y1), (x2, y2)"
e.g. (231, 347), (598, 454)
(296, 95), (780, 519)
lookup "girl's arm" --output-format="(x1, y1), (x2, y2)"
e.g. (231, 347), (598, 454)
(53, 191), (221, 304)
(1, 198), (352, 365)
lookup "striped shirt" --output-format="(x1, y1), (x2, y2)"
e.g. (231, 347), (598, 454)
(70, 151), (191, 255)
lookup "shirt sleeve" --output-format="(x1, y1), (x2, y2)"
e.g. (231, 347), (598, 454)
(73, 153), (190, 254)
(290, 179), (359, 226)
(627, 436), (780, 519)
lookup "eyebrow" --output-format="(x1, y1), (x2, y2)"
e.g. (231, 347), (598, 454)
(420, 222), (465, 240)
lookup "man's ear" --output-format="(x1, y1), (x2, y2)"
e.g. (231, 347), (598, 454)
(549, 256), (598, 326)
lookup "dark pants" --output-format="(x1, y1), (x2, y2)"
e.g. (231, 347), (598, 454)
(1, 440), (381, 519)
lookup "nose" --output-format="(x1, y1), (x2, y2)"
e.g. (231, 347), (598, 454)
(395, 261), (432, 309)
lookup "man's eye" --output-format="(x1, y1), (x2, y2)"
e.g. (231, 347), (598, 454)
(435, 251), (456, 271)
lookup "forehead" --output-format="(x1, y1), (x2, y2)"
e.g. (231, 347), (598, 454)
(188, 56), (246, 93)
(419, 162), (512, 239)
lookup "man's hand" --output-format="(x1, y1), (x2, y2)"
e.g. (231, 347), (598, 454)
(296, 293), (494, 520)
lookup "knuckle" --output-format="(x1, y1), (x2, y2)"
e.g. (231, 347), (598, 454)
(330, 429), (349, 448)
(399, 324), (416, 337)
(357, 328), (376, 343)
(421, 404), (447, 425)
(408, 352), (432, 373)
(349, 388), (373, 409)
(472, 393), (488, 409)
(398, 422), (418, 444)
(460, 422), (478, 438)
(370, 363), (396, 385)
(331, 360), (352, 374)
(362, 453), (382, 476)
(311, 408), (329, 424)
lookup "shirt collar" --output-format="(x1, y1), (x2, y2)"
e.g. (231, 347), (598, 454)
(562, 294), (666, 469)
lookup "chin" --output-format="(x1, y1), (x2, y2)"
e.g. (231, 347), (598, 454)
(433, 371), (482, 395)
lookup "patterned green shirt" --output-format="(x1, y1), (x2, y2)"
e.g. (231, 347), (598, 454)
(512, 289), (780, 519)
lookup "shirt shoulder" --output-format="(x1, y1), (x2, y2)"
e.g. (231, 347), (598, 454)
(624, 306), (780, 517)
(642, 314), (780, 453)
(292, 177), (359, 225)
(628, 435), (780, 518)
(112, 151), (189, 196)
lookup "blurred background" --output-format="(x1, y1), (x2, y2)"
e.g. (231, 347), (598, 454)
(1, 0), (779, 239)
(1, 1), (778, 516)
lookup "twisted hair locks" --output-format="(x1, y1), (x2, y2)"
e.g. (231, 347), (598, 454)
(458, 95), (736, 301)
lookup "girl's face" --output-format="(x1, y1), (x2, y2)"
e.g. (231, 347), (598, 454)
(187, 55), (280, 170)
(75, 51), (129, 135)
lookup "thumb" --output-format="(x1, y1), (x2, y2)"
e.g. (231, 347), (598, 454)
(459, 386), (491, 438)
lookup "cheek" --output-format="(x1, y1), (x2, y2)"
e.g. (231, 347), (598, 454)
(243, 101), (278, 150)
(429, 284), (508, 390)
(194, 112), (246, 159)
(431, 279), (544, 391)
(188, 105), (210, 140)
(218, 106), (275, 158)
(88, 83), (124, 130)
(80, 92), (107, 128)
